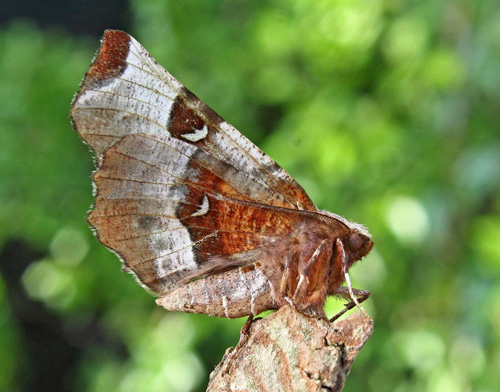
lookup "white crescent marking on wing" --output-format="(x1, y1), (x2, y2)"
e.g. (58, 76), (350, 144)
(181, 124), (208, 142)
(190, 195), (210, 217)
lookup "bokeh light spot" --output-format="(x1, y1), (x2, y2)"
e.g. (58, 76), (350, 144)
(50, 227), (89, 266)
(386, 196), (430, 245)
(22, 260), (76, 309)
(396, 329), (445, 373)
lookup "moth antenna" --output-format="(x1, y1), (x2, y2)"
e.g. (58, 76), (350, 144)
(343, 268), (369, 318)
(339, 239), (369, 319)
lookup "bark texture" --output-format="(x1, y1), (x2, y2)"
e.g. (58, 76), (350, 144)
(207, 305), (373, 392)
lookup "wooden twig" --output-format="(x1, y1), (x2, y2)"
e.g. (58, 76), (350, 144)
(207, 305), (373, 392)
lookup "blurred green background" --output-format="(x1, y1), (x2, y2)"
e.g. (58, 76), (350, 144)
(1, 0), (499, 391)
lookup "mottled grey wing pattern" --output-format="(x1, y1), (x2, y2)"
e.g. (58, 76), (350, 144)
(71, 30), (317, 211)
(70, 30), (319, 297)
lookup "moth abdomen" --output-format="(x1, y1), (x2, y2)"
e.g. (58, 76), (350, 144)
(156, 264), (275, 318)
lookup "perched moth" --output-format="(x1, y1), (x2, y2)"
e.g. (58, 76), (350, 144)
(71, 30), (373, 320)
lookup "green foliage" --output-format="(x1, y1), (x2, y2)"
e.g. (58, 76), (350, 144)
(1, 0), (499, 391)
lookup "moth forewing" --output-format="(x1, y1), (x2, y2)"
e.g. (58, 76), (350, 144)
(71, 30), (374, 319)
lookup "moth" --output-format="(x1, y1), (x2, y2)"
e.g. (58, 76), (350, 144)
(71, 30), (373, 320)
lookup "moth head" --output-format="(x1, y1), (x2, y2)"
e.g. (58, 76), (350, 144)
(319, 210), (373, 265)
(344, 223), (373, 267)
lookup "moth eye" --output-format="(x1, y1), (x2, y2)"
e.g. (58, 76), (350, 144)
(348, 233), (363, 251)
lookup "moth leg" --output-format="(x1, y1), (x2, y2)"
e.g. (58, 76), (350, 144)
(278, 253), (297, 309)
(329, 286), (371, 322)
(329, 239), (370, 322)
(292, 274), (307, 302)
(292, 240), (327, 302)
(335, 286), (371, 304)
(280, 253), (293, 298)
(240, 315), (254, 338)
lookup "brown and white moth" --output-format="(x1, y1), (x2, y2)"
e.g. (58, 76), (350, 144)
(70, 30), (373, 319)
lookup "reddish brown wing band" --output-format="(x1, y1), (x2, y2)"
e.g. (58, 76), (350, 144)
(71, 30), (373, 319)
